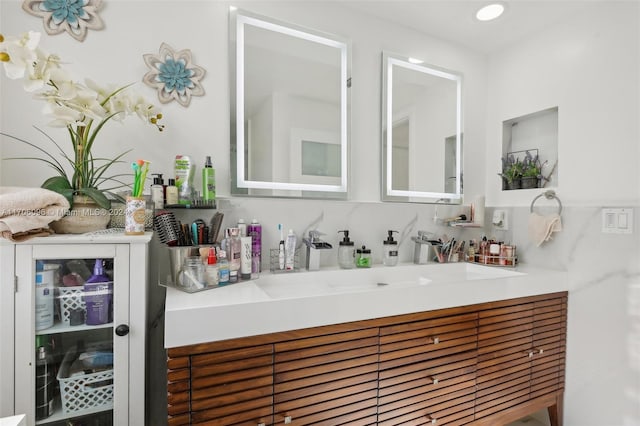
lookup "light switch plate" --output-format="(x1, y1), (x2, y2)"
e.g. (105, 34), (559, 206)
(602, 208), (633, 234)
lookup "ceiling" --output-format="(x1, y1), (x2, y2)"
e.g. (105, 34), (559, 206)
(343, 0), (599, 54)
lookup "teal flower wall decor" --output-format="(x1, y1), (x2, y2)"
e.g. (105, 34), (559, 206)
(143, 43), (206, 107)
(22, 0), (104, 42)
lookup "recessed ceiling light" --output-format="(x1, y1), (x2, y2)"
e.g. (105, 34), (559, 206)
(475, 3), (505, 21)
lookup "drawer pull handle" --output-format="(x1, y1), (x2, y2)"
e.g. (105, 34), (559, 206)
(258, 423), (266, 426)
(431, 376), (439, 385)
(432, 337), (440, 344)
(284, 416), (293, 424)
(426, 415), (437, 424)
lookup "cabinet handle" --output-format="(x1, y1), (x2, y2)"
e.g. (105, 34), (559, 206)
(115, 324), (130, 336)
(432, 336), (440, 344)
(426, 415), (437, 424)
(284, 416), (293, 424)
(431, 376), (439, 385)
(257, 423), (266, 426)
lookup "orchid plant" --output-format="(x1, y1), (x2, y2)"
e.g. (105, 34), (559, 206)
(0, 30), (164, 209)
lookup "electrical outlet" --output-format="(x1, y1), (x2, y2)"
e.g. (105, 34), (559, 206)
(492, 209), (509, 230)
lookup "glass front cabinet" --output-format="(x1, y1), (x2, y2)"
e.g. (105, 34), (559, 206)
(0, 234), (151, 426)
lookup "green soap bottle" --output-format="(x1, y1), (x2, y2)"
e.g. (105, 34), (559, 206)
(202, 156), (216, 202)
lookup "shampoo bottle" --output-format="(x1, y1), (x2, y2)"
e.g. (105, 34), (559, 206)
(202, 156), (216, 202)
(248, 219), (262, 273)
(383, 230), (399, 266)
(228, 227), (242, 272)
(151, 173), (165, 209)
(337, 230), (355, 269)
(84, 259), (113, 325)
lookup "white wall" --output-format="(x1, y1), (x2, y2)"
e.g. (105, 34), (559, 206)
(1, 1), (639, 425)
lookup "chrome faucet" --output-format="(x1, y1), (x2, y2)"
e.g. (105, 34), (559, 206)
(303, 230), (333, 271)
(411, 230), (436, 264)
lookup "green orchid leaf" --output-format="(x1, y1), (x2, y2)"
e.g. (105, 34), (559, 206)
(41, 176), (74, 206)
(78, 188), (112, 210)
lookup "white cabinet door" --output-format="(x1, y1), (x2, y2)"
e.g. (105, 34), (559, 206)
(14, 244), (131, 426)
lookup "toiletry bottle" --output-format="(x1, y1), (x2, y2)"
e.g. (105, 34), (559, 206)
(35, 344), (55, 420)
(337, 230), (355, 269)
(356, 245), (371, 268)
(228, 227), (242, 272)
(217, 249), (230, 285)
(383, 230), (399, 266)
(165, 178), (179, 205)
(205, 247), (219, 287)
(84, 259), (113, 325)
(175, 155), (195, 205)
(248, 219), (262, 273)
(240, 236), (252, 280)
(202, 156), (216, 203)
(151, 173), (165, 209)
(278, 224), (285, 270)
(237, 218), (247, 237)
(285, 229), (297, 270)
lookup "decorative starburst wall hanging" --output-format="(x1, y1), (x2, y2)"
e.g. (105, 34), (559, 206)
(22, 0), (104, 42)
(143, 43), (206, 108)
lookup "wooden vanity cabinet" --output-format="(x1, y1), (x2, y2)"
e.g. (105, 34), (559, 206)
(167, 292), (567, 426)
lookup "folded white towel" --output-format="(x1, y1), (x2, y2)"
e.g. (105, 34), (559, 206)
(528, 212), (562, 247)
(0, 186), (69, 241)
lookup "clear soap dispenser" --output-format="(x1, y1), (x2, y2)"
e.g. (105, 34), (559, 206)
(383, 230), (399, 266)
(337, 230), (355, 269)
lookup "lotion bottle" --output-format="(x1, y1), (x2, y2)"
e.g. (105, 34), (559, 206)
(165, 178), (179, 205)
(383, 230), (399, 266)
(337, 230), (355, 269)
(151, 173), (164, 209)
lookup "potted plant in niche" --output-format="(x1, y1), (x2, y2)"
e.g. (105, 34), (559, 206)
(498, 155), (524, 190)
(521, 151), (546, 189)
(0, 31), (164, 233)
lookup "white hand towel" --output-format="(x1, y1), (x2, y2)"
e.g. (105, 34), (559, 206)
(0, 186), (70, 241)
(528, 212), (562, 247)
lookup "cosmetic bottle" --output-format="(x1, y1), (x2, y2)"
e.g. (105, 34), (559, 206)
(165, 178), (179, 205)
(35, 345), (55, 420)
(84, 259), (113, 325)
(337, 230), (355, 269)
(356, 245), (372, 268)
(383, 230), (399, 266)
(151, 173), (165, 209)
(240, 236), (252, 279)
(285, 229), (297, 270)
(205, 247), (218, 287)
(202, 156), (216, 202)
(228, 227), (242, 272)
(217, 249), (230, 285)
(237, 218), (247, 237)
(248, 219), (262, 273)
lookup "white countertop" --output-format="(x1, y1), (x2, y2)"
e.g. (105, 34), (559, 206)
(164, 262), (568, 348)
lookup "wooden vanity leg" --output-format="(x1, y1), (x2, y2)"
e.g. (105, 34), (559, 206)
(547, 397), (563, 426)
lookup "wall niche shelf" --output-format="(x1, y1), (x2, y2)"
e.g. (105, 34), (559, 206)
(501, 107), (558, 192)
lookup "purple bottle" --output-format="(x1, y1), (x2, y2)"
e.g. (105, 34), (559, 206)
(247, 219), (262, 273)
(84, 259), (113, 325)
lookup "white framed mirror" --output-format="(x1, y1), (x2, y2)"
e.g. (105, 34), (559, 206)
(230, 7), (350, 198)
(381, 51), (463, 203)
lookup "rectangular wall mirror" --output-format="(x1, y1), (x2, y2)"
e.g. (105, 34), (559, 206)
(230, 7), (350, 198)
(381, 51), (463, 203)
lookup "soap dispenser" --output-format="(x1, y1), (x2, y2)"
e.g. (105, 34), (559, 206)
(337, 230), (355, 269)
(383, 230), (399, 266)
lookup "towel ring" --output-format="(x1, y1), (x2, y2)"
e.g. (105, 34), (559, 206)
(530, 190), (562, 214)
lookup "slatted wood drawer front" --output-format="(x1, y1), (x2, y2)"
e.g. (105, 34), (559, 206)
(273, 327), (380, 426)
(378, 312), (478, 426)
(189, 344), (274, 425)
(476, 302), (534, 419)
(167, 353), (192, 426)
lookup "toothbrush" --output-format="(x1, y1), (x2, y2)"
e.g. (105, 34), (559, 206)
(278, 224), (285, 270)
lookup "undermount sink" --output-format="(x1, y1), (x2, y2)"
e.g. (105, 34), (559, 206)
(254, 262), (526, 300)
